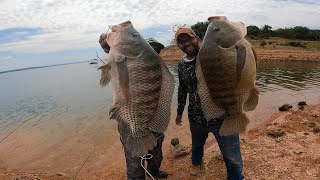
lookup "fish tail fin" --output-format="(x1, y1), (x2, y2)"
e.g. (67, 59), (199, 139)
(126, 131), (157, 157)
(219, 113), (249, 136)
(98, 64), (111, 87)
(244, 86), (259, 112)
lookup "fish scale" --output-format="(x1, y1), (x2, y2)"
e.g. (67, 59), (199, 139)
(98, 21), (174, 157)
(196, 16), (259, 136)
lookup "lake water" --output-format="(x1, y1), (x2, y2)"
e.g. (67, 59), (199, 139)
(0, 61), (320, 172)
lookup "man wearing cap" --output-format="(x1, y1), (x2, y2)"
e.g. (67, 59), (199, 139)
(99, 34), (168, 179)
(174, 27), (244, 179)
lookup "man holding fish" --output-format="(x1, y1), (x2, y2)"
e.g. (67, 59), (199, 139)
(98, 21), (172, 179)
(175, 16), (258, 179)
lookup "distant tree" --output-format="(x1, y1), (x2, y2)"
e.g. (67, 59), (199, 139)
(171, 22), (320, 44)
(261, 25), (272, 33)
(274, 26), (318, 40)
(292, 26), (310, 39)
(247, 25), (260, 37)
(310, 30), (320, 41)
(275, 28), (294, 39)
(260, 25), (272, 38)
(191, 21), (210, 40)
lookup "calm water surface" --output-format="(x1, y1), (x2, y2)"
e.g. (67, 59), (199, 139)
(1, 61), (320, 134)
(0, 61), (319, 170)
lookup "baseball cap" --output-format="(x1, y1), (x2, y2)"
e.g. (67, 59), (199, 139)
(175, 27), (196, 42)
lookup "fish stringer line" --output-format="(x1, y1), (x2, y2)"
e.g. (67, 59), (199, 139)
(141, 154), (155, 180)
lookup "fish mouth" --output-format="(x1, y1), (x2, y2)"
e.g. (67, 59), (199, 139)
(110, 21), (132, 32)
(119, 21), (132, 27)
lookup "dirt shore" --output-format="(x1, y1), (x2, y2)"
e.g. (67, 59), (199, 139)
(1, 103), (319, 180)
(160, 37), (320, 61)
(160, 104), (320, 180)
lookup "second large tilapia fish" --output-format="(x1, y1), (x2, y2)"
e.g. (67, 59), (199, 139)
(196, 16), (259, 136)
(98, 21), (174, 157)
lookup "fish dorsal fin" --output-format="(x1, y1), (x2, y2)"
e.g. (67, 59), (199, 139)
(119, 21), (132, 27)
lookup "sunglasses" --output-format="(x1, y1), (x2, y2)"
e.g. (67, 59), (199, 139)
(178, 36), (195, 45)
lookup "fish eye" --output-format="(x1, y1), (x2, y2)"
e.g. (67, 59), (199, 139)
(213, 27), (220, 31)
(132, 32), (140, 38)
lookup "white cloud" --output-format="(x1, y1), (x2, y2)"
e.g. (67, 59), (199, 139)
(0, 0), (319, 53)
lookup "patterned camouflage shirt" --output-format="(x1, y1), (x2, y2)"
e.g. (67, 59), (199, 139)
(177, 57), (206, 124)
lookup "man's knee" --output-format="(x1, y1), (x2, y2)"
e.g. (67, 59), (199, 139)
(224, 155), (243, 167)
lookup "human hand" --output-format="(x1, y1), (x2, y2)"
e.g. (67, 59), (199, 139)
(99, 33), (110, 53)
(175, 115), (182, 126)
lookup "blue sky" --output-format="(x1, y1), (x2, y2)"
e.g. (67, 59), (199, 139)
(0, 0), (320, 71)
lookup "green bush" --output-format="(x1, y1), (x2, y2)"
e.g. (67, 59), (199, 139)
(288, 42), (306, 47)
(260, 40), (267, 47)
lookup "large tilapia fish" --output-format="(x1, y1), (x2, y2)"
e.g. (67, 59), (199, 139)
(196, 16), (259, 136)
(98, 21), (174, 157)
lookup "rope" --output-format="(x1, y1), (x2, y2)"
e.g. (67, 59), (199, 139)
(72, 145), (96, 180)
(140, 154), (155, 180)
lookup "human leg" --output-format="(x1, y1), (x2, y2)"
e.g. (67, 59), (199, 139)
(119, 122), (146, 180)
(123, 143), (146, 180)
(188, 118), (208, 176)
(189, 118), (208, 166)
(147, 132), (168, 178)
(209, 118), (243, 180)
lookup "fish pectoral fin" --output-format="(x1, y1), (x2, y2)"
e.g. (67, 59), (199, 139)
(236, 45), (246, 85)
(243, 86), (259, 112)
(109, 104), (119, 119)
(114, 54), (127, 63)
(115, 56), (129, 102)
(219, 113), (249, 136)
(98, 64), (111, 87)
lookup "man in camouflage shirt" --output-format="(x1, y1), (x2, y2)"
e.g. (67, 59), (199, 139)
(175, 27), (244, 180)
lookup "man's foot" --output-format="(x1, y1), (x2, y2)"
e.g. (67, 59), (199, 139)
(148, 170), (168, 178)
(190, 164), (206, 176)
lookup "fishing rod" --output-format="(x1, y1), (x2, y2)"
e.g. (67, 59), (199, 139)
(96, 51), (106, 65)
(95, 25), (113, 65)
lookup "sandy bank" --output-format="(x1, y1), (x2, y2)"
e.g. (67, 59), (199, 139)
(160, 38), (320, 62)
(1, 103), (319, 179)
